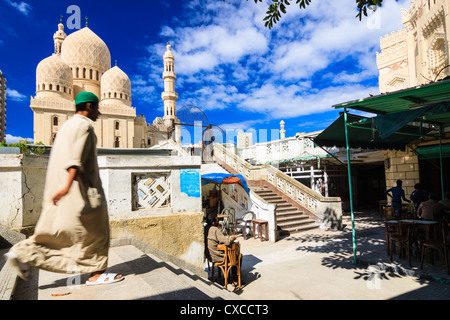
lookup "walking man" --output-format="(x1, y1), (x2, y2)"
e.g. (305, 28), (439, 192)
(6, 92), (123, 285)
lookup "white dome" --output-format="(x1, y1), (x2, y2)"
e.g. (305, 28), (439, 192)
(61, 27), (111, 79)
(36, 54), (73, 94)
(101, 66), (131, 103)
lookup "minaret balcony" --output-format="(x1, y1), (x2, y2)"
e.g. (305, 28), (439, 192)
(161, 91), (178, 100)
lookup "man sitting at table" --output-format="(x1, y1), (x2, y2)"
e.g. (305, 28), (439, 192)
(206, 213), (241, 288)
(418, 193), (444, 221)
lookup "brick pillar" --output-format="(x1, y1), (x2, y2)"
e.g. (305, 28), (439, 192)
(384, 149), (419, 201)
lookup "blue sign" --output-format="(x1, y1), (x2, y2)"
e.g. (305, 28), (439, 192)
(180, 169), (200, 198)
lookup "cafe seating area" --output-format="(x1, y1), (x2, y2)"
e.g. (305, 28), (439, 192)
(382, 202), (450, 275)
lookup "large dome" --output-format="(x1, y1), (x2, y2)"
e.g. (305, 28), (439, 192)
(101, 66), (131, 104)
(36, 54), (73, 95)
(61, 27), (111, 79)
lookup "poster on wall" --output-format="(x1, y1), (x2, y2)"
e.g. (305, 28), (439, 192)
(180, 169), (200, 198)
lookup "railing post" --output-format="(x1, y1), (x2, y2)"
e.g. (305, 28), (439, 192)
(344, 108), (357, 264)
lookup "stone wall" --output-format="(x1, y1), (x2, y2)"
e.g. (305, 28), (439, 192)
(384, 149), (419, 199)
(0, 149), (206, 275)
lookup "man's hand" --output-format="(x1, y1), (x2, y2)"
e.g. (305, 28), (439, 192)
(52, 167), (78, 205)
(52, 187), (70, 205)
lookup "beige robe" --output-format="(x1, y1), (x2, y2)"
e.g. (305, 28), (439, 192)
(207, 226), (233, 263)
(11, 114), (109, 274)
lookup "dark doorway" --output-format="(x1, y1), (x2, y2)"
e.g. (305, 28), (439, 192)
(419, 157), (450, 198)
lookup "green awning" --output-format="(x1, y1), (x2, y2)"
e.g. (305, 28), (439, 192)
(333, 79), (450, 127)
(313, 114), (433, 150)
(415, 144), (450, 160)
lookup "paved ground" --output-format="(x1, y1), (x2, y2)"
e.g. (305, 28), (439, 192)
(11, 209), (450, 301)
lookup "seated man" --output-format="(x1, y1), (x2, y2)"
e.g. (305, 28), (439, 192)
(206, 213), (241, 288)
(418, 193), (444, 221)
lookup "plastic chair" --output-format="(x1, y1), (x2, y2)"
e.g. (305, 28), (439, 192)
(236, 211), (255, 240)
(212, 243), (242, 289)
(420, 222), (449, 274)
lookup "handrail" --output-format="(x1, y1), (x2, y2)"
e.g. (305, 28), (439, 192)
(213, 143), (342, 219)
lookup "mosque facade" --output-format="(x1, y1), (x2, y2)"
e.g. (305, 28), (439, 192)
(30, 22), (178, 148)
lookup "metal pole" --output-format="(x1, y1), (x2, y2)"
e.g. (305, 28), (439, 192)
(439, 125), (445, 200)
(344, 109), (357, 264)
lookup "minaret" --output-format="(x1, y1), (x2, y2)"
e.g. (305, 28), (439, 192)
(280, 120), (286, 139)
(53, 16), (66, 54)
(162, 41), (178, 124)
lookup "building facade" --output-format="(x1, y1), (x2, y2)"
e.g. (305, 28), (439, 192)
(0, 69), (6, 143)
(377, 0), (450, 199)
(30, 23), (181, 148)
(377, 0), (450, 93)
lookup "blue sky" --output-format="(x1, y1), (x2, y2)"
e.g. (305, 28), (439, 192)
(0, 0), (410, 144)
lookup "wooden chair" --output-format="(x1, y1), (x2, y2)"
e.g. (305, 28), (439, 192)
(212, 243), (242, 289)
(390, 221), (418, 267)
(384, 206), (400, 221)
(384, 221), (399, 255)
(420, 222), (449, 274)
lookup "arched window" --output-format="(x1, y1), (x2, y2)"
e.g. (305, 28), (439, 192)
(76, 67), (79, 78)
(114, 137), (120, 148)
(115, 121), (120, 130)
(56, 85), (60, 91)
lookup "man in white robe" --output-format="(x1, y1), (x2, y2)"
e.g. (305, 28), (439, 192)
(6, 92), (123, 285)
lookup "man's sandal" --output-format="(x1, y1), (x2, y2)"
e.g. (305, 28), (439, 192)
(85, 273), (124, 286)
(4, 251), (30, 281)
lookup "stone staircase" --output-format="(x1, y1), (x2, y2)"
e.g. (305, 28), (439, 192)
(216, 161), (319, 236)
(250, 182), (319, 236)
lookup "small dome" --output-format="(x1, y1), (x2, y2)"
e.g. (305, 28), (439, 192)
(61, 27), (111, 77)
(100, 66), (131, 103)
(36, 54), (73, 94)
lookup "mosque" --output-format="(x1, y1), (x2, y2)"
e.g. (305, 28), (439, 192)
(30, 21), (179, 148)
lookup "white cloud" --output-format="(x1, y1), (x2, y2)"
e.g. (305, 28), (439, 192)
(136, 0), (412, 125)
(5, 134), (33, 143)
(4, 0), (32, 16)
(6, 88), (27, 101)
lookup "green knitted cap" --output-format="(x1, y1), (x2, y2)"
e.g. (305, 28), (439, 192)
(75, 91), (99, 105)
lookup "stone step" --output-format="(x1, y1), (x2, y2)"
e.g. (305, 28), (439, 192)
(277, 218), (316, 228)
(275, 203), (293, 208)
(15, 245), (241, 300)
(276, 206), (301, 213)
(267, 199), (288, 204)
(279, 223), (320, 235)
(0, 249), (17, 301)
(260, 196), (282, 201)
(276, 214), (309, 223)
